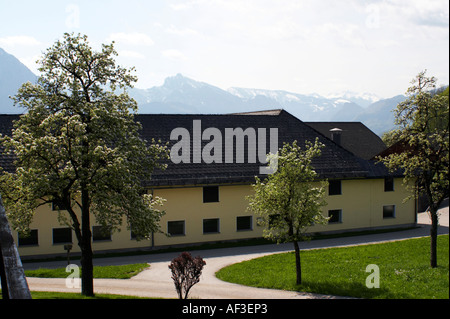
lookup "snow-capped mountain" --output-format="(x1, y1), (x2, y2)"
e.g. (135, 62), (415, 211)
(324, 91), (381, 108)
(131, 74), (249, 114)
(0, 46), (405, 136)
(226, 87), (365, 120)
(130, 74), (405, 135)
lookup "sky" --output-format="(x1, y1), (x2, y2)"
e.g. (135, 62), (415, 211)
(0, 0), (448, 99)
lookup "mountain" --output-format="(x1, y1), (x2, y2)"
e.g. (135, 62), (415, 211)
(227, 87), (366, 122)
(131, 74), (404, 135)
(324, 91), (381, 108)
(131, 74), (250, 114)
(0, 47), (405, 135)
(0, 48), (37, 113)
(353, 95), (406, 134)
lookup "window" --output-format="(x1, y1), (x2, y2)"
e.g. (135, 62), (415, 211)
(18, 229), (38, 246)
(384, 177), (394, 192)
(130, 225), (151, 240)
(383, 205), (395, 219)
(53, 227), (72, 244)
(52, 200), (67, 211)
(329, 180), (342, 195)
(203, 186), (219, 203)
(168, 220), (185, 236)
(92, 226), (111, 241)
(203, 218), (220, 234)
(236, 216), (253, 231)
(328, 209), (342, 224)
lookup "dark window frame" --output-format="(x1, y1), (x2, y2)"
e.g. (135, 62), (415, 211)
(92, 225), (112, 241)
(383, 205), (396, 219)
(328, 180), (342, 196)
(384, 177), (394, 192)
(52, 227), (72, 245)
(328, 209), (342, 224)
(52, 200), (68, 211)
(203, 218), (220, 234)
(203, 186), (219, 203)
(167, 220), (186, 236)
(18, 229), (39, 246)
(236, 216), (253, 231)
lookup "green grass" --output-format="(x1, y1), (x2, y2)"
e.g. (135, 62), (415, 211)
(216, 235), (449, 299)
(24, 263), (149, 279)
(1, 263), (151, 299)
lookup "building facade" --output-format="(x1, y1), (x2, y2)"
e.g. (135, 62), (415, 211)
(0, 110), (417, 258)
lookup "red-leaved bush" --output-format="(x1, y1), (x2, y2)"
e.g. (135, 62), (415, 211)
(168, 252), (206, 299)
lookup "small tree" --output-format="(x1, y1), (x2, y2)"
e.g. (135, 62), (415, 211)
(377, 71), (449, 268)
(169, 252), (206, 299)
(248, 139), (328, 285)
(0, 33), (168, 296)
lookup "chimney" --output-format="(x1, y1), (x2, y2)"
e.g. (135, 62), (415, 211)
(330, 128), (342, 145)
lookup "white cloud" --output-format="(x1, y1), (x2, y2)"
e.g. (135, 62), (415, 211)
(166, 25), (199, 36)
(17, 55), (41, 75)
(162, 49), (188, 61)
(106, 32), (154, 46)
(119, 50), (145, 59)
(0, 35), (41, 47)
(314, 23), (366, 48)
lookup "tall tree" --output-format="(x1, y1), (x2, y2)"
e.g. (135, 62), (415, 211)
(247, 139), (328, 285)
(0, 33), (168, 296)
(378, 71), (449, 268)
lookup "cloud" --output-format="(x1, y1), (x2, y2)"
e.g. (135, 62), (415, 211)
(362, 0), (449, 29)
(18, 55), (41, 74)
(119, 50), (145, 59)
(0, 35), (41, 47)
(165, 25), (199, 36)
(106, 32), (154, 46)
(161, 49), (188, 61)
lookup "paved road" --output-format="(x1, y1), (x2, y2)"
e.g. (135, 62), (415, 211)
(25, 207), (449, 299)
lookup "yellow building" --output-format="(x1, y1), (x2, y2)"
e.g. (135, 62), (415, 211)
(0, 110), (417, 258)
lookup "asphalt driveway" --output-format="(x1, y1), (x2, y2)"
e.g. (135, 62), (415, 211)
(25, 206), (449, 299)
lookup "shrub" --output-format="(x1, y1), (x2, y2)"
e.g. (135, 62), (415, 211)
(168, 252), (206, 299)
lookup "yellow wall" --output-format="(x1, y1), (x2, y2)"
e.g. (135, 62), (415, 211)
(14, 204), (153, 257)
(14, 178), (416, 257)
(152, 184), (259, 247)
(310, 178), (415, 233)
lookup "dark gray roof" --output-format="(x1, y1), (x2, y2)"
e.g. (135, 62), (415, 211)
(0, 110), (394, 187)
(305, 122), (387, 160)
(0, 114), (19, 174)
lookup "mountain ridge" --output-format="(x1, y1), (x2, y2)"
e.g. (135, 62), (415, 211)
(0, 47), (37, 113)
(131, 73), (405, 135)
(1, 48), (405, 135)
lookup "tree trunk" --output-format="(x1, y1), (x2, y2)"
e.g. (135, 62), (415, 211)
(293, 240), (302, 285)
(80, 241), (94, 296)
(80, 187), (94, 297)
(429, 206), (439, 268)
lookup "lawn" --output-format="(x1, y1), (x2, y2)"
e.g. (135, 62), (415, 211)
(24, 263), (149, 279)
(1, 263), (150, 299)
(216, 235), (449, 299)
